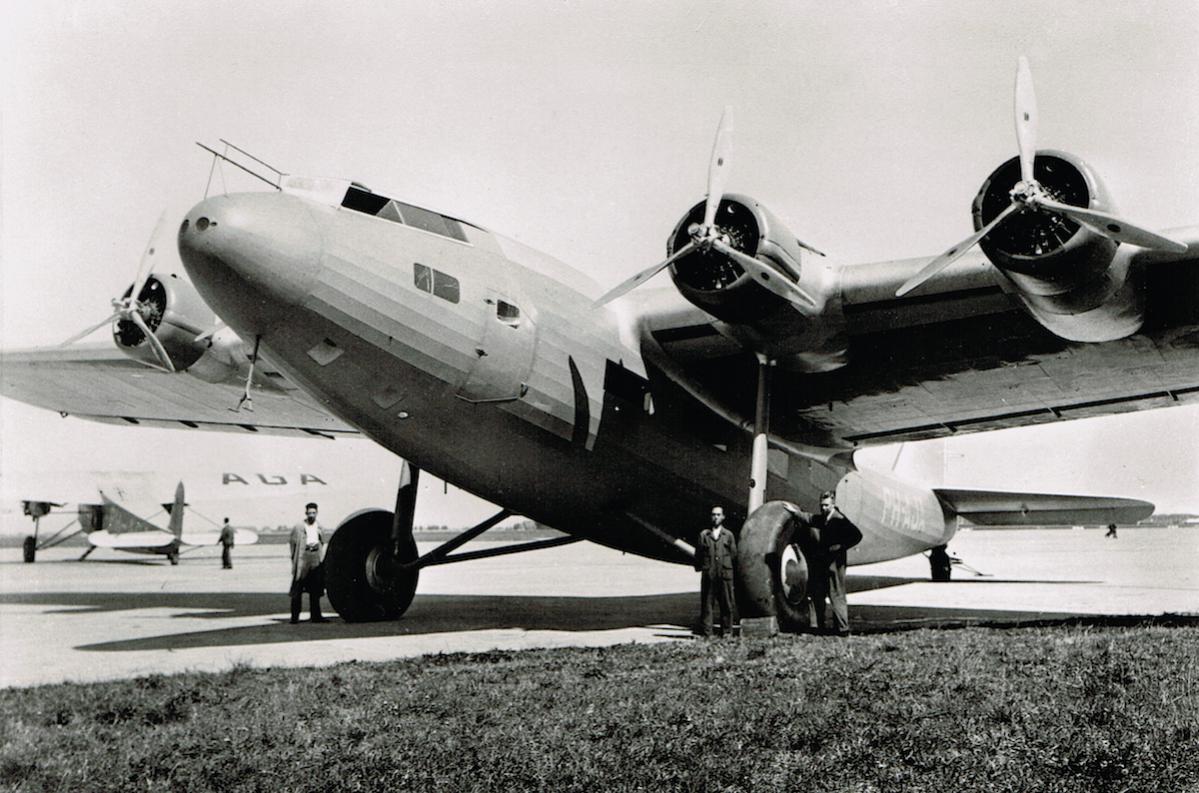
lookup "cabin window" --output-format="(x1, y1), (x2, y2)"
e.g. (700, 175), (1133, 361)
(496, 300), (521, 326)
(413, 263), (460, 304)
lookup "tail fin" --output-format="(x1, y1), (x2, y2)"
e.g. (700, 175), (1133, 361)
(166, 482), (185, 540)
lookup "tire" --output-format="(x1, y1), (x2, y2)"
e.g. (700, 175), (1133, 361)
(325, 510), (419, 623)
(22, 536), (36, 563)
(929, 545), (952, 582)
(167, 552), (179, 566)
(736, 501), (811, 631)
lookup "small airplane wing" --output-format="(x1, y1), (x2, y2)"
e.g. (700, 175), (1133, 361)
(933, 489), (1155, 527)
(0, 344), (359, 438)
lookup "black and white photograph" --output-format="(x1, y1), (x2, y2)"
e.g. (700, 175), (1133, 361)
(2, 1), (1197, 789)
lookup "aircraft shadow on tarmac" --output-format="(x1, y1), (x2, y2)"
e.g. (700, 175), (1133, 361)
(6, 571), (1188, 655)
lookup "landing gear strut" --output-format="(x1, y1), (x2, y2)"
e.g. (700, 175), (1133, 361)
(736, 355), (817, 628)
(324, 463), (582, 622)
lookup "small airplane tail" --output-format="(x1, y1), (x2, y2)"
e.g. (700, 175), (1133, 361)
(165, 482), (185, 540)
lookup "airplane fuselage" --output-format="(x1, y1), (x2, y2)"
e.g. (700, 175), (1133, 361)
(179, 189), (952, 565)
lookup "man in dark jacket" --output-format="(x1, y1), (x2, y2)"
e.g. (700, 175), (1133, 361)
(809, 491), (862, 637)
(218, 517), (235, 569)
(695, 505), (739, 637)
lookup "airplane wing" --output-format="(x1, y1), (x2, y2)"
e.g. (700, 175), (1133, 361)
(0, 345), (359, 438)
(643, 244), (1199, 448)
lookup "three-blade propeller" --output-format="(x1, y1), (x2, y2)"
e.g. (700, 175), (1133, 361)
(60, 213), (177, 372)
(594, 107), (819, 309)
(896, 56), (1187, 298)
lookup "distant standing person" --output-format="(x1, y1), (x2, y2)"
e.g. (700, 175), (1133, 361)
(695, 505), (739, 638)
(218, 517), (235, 569)
(1105, 523), (1118, 539)
(809, 491), (862, 637)
(289, 502), (329, 623)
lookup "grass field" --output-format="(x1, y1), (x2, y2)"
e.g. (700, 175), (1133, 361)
(2, 622), (1196, 792)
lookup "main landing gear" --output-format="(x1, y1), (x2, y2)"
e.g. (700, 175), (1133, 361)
(324, 463), (582, 623)
(737, 501), (813, 631)
(929, 544), (953, 582)
(731, 355), (819, 630)
(19, 501), (85, 563)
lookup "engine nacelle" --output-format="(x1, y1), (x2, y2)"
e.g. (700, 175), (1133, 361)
(665, 194), (846, 369)
(114, 273), (215, 371)
(972, 149), (1142, 341)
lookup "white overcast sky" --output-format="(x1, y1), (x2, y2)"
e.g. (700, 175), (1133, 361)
(2, 0), (1197, 521)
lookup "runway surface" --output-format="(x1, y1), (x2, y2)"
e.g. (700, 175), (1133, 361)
(1, 528), (1196, 687)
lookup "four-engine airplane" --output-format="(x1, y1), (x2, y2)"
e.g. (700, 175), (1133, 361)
(3, 59), (1191, 626)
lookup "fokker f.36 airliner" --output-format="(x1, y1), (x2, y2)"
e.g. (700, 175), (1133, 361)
(4, 59), (1192, 626)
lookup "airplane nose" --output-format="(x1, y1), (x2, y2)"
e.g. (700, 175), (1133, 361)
(178, 192), (323, 331)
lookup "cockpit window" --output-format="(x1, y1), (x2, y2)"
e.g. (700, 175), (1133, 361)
(341, 185), (468, 243)
(413, 263), (460, 304)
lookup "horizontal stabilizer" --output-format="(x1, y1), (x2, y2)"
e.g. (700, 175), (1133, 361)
(934, 488), (1154, 527)
(181, 529), (259, 547)
(88, 530), (177, 549)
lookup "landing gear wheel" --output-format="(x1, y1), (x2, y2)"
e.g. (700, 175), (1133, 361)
(22, 536), (36, 563)
(325, 510), (419, 623)
(736, 501), (811, 631)
(929, 545), (952, 582)
(167, 552), (179, 566)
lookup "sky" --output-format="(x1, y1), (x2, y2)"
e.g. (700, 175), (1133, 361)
(2, 1), (1197, 521)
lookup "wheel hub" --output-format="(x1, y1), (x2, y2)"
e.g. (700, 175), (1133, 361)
(778, 542), (808, 606)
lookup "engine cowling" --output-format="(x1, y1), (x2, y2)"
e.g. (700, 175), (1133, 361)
(114, 273), (215, 371)
(972, 150), (1142, 341)
(665, 194), (846, 369)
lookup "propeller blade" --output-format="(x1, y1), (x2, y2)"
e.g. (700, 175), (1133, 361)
(130, 310), (176, 373)
(1033, 197), (1189, 253)
(129, 211), (170, 307)
(897, 201), (1021, 297)
(1015, 56), (1038, 185)
(60, 311), (123, 347)
(593, 242), (698, 307)
(710, 239), (818, 309)
(702, 106), (734, 232)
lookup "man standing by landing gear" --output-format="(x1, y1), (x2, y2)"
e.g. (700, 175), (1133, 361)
(809, 491), (862, 637)
(289, 502), (330, 624)
(695, 505), (739, 638)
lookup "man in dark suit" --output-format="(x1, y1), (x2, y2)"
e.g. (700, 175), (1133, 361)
(218, 517), (235, 569)
(809, 491), (862, 637)
(695, 505), (739, 637)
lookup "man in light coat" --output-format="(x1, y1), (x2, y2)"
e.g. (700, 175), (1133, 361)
(289, 502), (329, 623)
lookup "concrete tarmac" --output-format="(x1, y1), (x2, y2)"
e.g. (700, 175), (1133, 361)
(1, 528), (1196, 688)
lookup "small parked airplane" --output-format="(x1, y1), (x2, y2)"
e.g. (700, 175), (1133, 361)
(2, 58), (1188, 625)
(20, 481), (258, 564)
